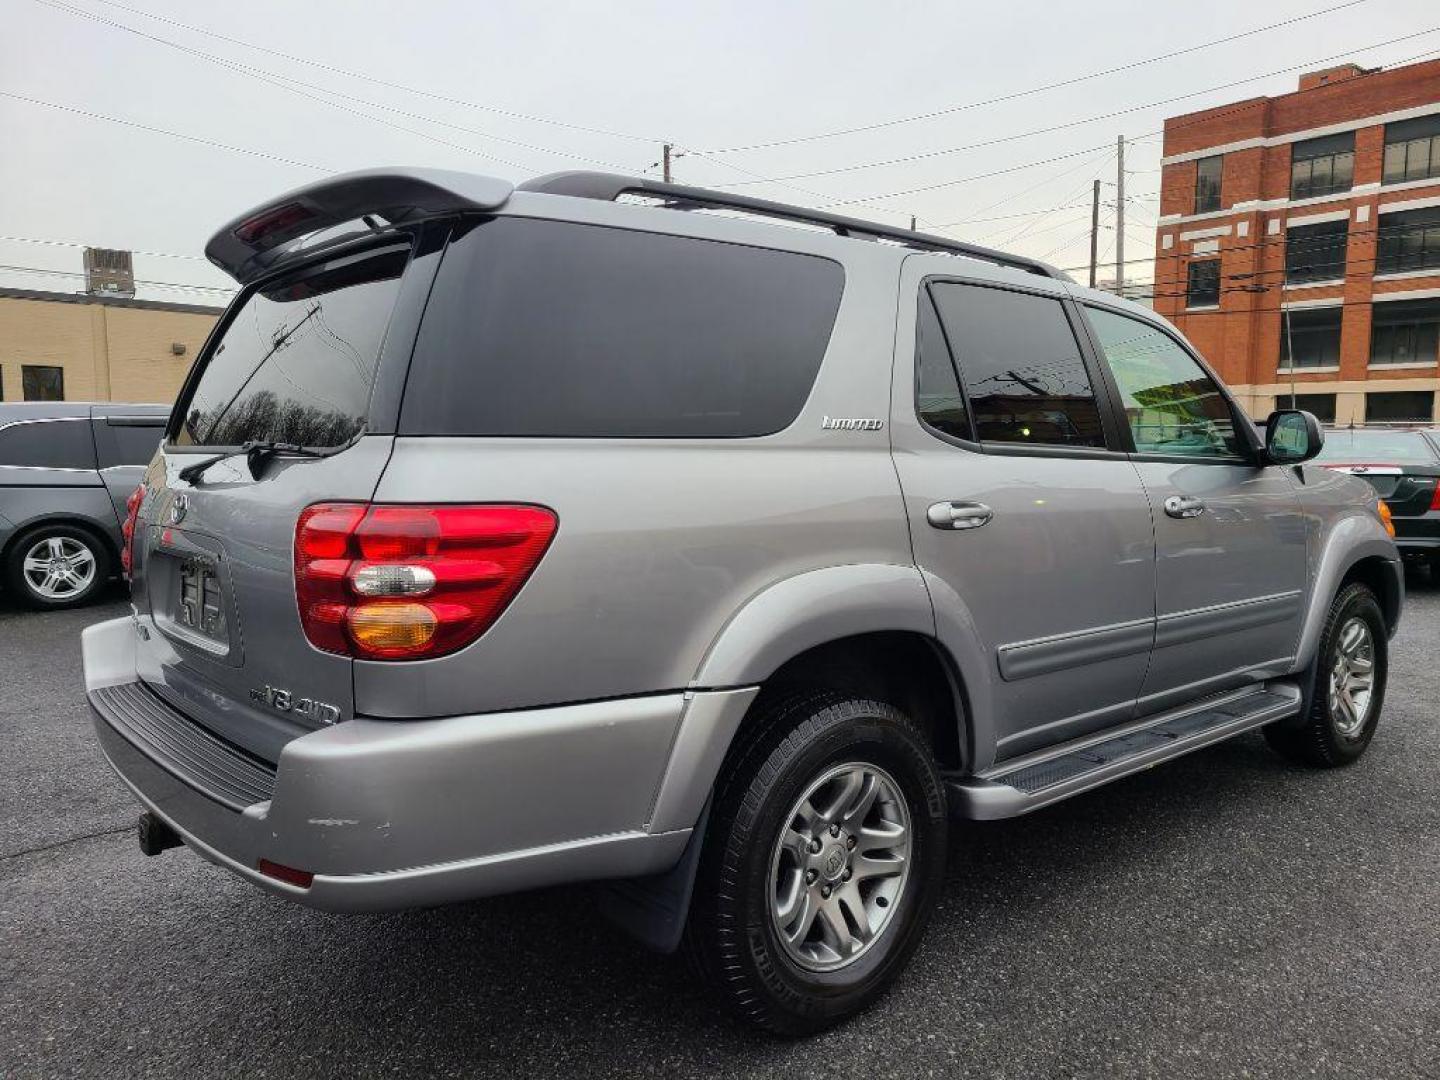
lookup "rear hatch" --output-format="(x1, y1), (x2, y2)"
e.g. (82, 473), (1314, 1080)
(130, 237), (425, 763)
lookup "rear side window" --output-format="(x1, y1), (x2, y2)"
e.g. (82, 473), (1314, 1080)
(915, 288), (972, 441)
(172, 245), (409, 448)
(97, 420), (164, 467)
(402, 217), (844, 437)
(0, 419), (97, 469)
(929, 283), (1105, 448)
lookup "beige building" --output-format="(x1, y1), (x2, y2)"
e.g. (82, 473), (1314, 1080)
(0, 286), (220, 405)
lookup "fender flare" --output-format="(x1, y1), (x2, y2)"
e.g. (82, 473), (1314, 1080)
(690, 563), (936, 689)
(1294, 513), (1403, 668)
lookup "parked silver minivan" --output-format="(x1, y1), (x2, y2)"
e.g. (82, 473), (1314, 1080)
(85, 168), (1402, 1034)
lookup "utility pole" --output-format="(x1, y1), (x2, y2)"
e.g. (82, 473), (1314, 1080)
(1115, 134), (1125, 297)
(662, 143), (673, 183)
(1088, 179), (1101, 289)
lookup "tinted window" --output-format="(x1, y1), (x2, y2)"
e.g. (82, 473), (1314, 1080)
(930, 284), (1105, 448)
(0, 419), (97, 469)
(1371, 299), (1440, 367)
(1194, 156), (1223, 214)
(402, 217), (844, 438)
(1376, 207), (1440, 275)
(1186, 260), (1220, 307)
(915, 289), (971, 441)
(1290, 393), (1336, 423)
(1283, 307), (1342, 369)
(173, 246), (408, 448)
(1286, 220), (1348, 284)
(1086, 307), (1240, 458)
(100, 421), (164, 467)
(1365, 390), (1435, 423)
(1290, 133), (1355, 200)
(22, 365), (64, 402)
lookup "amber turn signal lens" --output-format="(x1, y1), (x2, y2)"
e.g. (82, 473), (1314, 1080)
(1377, 499), (1396, 538)
(345, 602), (438, 654)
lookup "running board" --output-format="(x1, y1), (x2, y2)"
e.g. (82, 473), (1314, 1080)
(948, 682), (1303, 820)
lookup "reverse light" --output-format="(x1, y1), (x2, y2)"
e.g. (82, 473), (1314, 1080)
(294, 503), (558, 660)
(120, 483), (145, 577)
(1377, 499), (1396, 538)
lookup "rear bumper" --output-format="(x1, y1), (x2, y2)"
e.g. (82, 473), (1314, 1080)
(1392, 514), (1440, 555)
(84, 616), (755, 912)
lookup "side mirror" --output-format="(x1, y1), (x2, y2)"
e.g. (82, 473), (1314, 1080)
(1265, 409), (1323, 465)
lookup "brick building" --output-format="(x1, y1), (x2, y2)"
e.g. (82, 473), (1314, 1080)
(1155, 58), (1440, 424)
(0, 287), (220, 405)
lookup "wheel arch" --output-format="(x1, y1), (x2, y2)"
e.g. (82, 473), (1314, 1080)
(1295, 516), (1403, 669)
(2, 513), (119, 576)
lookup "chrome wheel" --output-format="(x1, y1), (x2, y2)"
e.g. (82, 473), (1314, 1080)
(1329, 616), (1375, 740)
(21, 535), (97, 600)
(768, 761), (911, 973)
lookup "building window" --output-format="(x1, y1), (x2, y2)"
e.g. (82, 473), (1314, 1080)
(1194, 155), (1223, 214)
(21, 365), (64, 401)
(1186, 260), (1220, 307)
(1376, 207), (1440, 275)
(1289, 392), (1337, 422)
(1281, 307), (1342, 368)
(1371, 299), (1440, 367)
(1285, 219), (1348, 285)
(1383, 114), (1440, 185)
(1290, 133), (1355, 200)
(1365, 390), (1434, 423)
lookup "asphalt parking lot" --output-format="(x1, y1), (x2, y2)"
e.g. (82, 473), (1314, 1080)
(3, 577), (1438, 1080)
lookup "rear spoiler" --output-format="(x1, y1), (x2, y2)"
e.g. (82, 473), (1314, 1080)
(205, 167), (514, 284)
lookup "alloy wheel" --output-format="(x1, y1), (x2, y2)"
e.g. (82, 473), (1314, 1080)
(1328, 616), (1375, 739)
(768, 761), (912, 972)
(22, 535), (97, 601)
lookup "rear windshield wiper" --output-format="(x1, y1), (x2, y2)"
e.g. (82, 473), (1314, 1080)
(177, 441), (333, 485)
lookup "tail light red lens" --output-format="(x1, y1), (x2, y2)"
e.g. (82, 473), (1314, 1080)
(120, 483), (145, 577)
(294, 503), (558, 660)
(1430, 481), (1440, 512)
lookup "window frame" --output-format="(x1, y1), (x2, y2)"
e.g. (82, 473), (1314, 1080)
(1075, 300), (1262, 467)
(1289, 133), (1356, 201)
(0, 416), (99, 472)
(1281, 306), (1344, 370)
(1194, 155), (1223, 214)
(1375, 207), (1440, 276)
(912, 275), (1129, 461)
(21, 364), (66, 402)
(1364, 389), (1436, 424)
(1186, 260), (1221, 308)
(1285, 218), (1349, 286)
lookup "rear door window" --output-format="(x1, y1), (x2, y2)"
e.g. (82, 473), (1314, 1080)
(96, 419), (164, 467)
(401, 217), (844, 437)
(928, 283), (1106, 448)
(171, 245), (409, 448)
(0, 418), (97, 469)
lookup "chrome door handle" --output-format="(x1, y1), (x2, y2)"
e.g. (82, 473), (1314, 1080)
(1163, 495), (1205, 519)
(927, 501), (994, 530)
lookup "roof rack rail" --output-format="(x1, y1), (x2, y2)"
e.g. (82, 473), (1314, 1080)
(518, 171), (1069, 281)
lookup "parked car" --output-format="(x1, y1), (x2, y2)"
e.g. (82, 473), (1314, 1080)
(1, 402), (167, 608)
(84, 168), (1402, 1034)
(1315, 425), (1440, 575)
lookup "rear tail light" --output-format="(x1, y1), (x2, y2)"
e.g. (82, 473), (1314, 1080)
(1430, 481), (1440, 513)
(294, 503), (558, 660)
(120, 483), (145, 577)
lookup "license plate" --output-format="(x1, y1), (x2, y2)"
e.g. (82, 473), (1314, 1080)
(177, 559), (226, 640)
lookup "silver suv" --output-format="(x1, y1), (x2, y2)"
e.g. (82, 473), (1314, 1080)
(85, 168), (1403, 1034)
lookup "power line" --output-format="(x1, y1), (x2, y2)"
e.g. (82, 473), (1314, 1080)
(699, 0), (1373, 153)
(0, 89), (330, 171)
(74, 0), (664, 146)
(0, 262), (234, 294)
(0, 234), (207, 261)
(708, 25), (1440, 188)
(34, 0), (641, 175)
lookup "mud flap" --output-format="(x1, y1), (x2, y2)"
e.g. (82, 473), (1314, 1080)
(596, 801), (709, 954)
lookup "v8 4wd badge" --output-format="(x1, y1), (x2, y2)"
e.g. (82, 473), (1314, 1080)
(249, 684), (341, 726)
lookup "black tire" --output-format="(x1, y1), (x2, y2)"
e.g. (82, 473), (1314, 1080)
(1264, 582), (1387, 767)
(684, 691), (948, 1035)
(3, 523), (112, 610)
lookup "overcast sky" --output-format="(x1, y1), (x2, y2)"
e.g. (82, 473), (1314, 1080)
(2, 0), (1436, 303)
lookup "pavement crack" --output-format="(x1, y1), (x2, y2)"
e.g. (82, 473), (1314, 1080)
(2, 824), (131, 862)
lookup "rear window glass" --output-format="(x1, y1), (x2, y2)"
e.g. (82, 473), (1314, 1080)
(101, 421), (164, 467)
(1315, 428), (1438, 464)
(0, 418), (96, 469)
(172, 246), (408, 448)
(401, 217), (844, 437)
